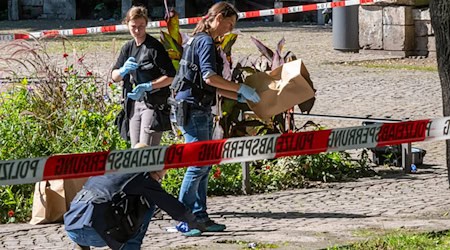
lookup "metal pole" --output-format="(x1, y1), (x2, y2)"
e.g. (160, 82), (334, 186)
(241, 162), (251, 194)
(274, 1), (283, 23)
(332, 0), (359, 52)
(402, 143), (413, 173)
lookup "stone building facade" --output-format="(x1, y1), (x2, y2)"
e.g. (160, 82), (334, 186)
(359, 0), (434, 57)
(8, 0), (76, 20)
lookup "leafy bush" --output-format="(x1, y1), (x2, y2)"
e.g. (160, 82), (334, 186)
(0, 185), (34, 223)
(0, 38), (127, 223)
(162, 150), (373, 197)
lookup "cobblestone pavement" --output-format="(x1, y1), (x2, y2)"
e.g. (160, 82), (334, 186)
(1, 22), (448, 249)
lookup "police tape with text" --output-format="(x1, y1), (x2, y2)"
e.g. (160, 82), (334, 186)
(1, 117), (450, 186)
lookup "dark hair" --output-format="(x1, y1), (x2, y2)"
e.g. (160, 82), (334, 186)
(192, 2), (238, 35)
(122, 6), (149, 25)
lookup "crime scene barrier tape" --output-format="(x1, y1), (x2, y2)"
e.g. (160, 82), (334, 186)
(1, 117), (450, 186)
(0, 0), (380, 41)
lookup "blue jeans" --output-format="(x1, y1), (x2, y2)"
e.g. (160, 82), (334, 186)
(178, 108), (213, 222)
(66, 206), (155, 250)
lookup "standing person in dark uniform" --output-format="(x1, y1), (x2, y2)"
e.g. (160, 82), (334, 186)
(112, 6), (176, 148)
(172, 2), (260, 233)
(64, 144), (204, 250)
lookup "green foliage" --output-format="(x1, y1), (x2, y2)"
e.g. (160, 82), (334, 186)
(0, 185), (34, 223)
(345, 60), (438, 72)
(0, 38), (127, 223)
(329, 230), (450, 249)
(209, 164), (243, 195)
(296, 150), (374, 182)
(161, 167), (187, 196)
(161, 150), (373, 197)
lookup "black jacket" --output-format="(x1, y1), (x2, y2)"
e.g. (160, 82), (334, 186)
(64, 172), (197, 249)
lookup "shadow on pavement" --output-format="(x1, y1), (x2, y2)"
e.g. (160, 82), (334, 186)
(212, 211), (370, 219)
(375, 164), (440, 179)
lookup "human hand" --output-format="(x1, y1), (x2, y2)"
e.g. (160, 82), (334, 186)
(127, 82), (152, 101)
(119, 57), (138, 78)
(237, 84), (261, 103)
(149, 170), (167, 183)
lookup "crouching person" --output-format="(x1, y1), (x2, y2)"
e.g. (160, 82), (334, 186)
(64, 165), (203, 250)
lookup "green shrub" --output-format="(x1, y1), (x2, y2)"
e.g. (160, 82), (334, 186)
(161, 150), (373, 197)
(0, 38), (127, 223)
(0, 185), (34, 223)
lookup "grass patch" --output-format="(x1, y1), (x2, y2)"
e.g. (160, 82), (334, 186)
(216, 239), (282, 249)
(329, 230), (450, 250)
(353, 62), (437, 72)
(41, 28), (194, 54)
(329, 58), (438, 72)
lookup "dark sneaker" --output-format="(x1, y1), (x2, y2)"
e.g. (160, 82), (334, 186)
(182, 228), (202, 237)
(204, 220), (226, 232)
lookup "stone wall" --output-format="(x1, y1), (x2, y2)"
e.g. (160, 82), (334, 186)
(359, 1), (434, 57)
(413, 8), (435, 56)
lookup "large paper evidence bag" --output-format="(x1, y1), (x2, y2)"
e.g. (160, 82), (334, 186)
(244, 59), (316, 120)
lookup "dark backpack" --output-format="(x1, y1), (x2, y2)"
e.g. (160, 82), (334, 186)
(170, 33), (216, 107)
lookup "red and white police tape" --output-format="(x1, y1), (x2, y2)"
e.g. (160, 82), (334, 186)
(0, 0), (380, 42)
(1, 117), (450, 186)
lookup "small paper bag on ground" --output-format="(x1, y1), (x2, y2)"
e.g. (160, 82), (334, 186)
(30, 178), (88, 224)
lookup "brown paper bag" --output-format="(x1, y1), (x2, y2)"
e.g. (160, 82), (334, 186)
(244, 59), (316, 119)
(29, 178), (88, 225)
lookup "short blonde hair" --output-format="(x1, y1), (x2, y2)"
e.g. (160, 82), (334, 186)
(123, 6), (149, 25)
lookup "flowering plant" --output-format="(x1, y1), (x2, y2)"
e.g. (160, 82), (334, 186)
(0, 37), (128, 223)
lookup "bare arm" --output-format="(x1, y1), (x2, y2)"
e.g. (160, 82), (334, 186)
(151, 75), (173, 89)
(217, 89), (238, 100)
(111, 72), (173, 89)
(111, 69), (122, 82)
(205, 74), (240, 93)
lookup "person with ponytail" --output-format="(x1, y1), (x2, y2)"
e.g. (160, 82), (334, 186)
(173, 2), (260, 233)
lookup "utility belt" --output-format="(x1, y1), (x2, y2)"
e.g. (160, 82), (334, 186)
(168, 97), (212, 127)
(143, 87), (170, 107)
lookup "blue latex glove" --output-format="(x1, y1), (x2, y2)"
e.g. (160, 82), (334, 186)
(119, 57), (138, 78)
(237, 84), (261, 103)
(237, 94), (247, 103)
(127, 82), (153, 101)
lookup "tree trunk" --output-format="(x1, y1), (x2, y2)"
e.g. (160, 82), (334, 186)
(430, 0), (450, 186)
